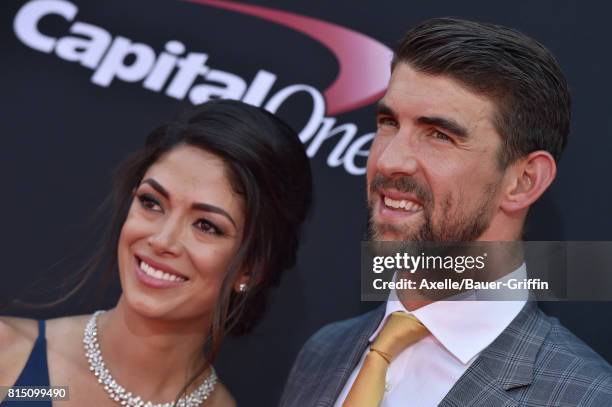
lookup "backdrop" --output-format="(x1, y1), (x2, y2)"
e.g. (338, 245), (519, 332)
(2, 1), (611, 406)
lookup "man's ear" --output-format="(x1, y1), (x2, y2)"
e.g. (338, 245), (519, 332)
(501, 150), (557, 213)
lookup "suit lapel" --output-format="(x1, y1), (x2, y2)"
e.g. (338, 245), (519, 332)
(440, 302), (551, 406)
(315, 305), (386, 407)
(438, 357), (519, 407)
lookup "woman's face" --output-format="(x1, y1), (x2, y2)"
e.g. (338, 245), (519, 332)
(117, 144), (244, 323)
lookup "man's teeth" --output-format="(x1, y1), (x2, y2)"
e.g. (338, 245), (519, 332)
(384, 196), (423, 212)
(140, 260), (186, 282)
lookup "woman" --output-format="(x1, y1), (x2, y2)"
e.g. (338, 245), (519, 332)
(0, 99), (312, 406)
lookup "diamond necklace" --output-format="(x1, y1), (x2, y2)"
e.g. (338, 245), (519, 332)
(83, 310), (217, 407)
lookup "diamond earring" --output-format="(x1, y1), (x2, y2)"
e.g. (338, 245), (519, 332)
(239, 283), (248, 293)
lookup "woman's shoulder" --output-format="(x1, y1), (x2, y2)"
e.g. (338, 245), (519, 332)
(0, 314), (90, 380)
(45, 314), (90, 338)
(0, 316), (39, 385)
(210, 380), (236, 407)
(0, 313), (89, 344)
(0, 316), (38, 341)
(44, 314), (91, 361)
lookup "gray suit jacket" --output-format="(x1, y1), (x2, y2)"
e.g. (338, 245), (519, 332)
(280, 302), (612, 406)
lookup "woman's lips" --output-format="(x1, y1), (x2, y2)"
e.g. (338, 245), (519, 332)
(136, 254), (187, 278)
(133, 255), (187, 289)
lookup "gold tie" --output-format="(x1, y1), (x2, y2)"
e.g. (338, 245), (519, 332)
(342, 312), (429, 407)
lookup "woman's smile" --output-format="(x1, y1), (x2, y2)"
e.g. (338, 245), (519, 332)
(133, 255), (188, 289)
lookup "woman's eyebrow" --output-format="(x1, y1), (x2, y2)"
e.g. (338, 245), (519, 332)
(142, 178), (170, 199)
(140, 178), (237, 227)
(191, 202), (236, 228)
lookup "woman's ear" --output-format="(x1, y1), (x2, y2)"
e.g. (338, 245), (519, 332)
(501, 150), (557, 213)
(233, 259), (267, 293)
(233, 274), (250, 294)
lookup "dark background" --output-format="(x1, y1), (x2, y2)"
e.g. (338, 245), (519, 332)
(2, 1), (611, 406)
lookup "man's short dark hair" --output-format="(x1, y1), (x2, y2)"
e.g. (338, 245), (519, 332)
(393, 18), (571, 167)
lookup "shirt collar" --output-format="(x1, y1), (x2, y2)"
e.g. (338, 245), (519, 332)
(369, 264), (528, 365)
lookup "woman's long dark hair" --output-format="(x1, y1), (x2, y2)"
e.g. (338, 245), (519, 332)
(14, 99), (312, 400)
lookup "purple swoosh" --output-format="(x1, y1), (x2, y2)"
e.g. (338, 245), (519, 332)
(185, 0), (392, 115)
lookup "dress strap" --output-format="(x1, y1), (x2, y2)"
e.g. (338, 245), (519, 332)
(37, 319), (46, 338)
(0, 320), (51, 406)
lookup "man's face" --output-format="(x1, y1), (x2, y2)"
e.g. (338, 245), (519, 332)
(367, 63), (506, 242)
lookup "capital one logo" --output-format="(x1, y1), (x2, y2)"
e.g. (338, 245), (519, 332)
(13, 0), (392, 175)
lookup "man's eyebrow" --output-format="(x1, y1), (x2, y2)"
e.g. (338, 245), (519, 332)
(376, 101), (397, 118)
(140, 178), (237, 227)
(417, 116), (469, 138)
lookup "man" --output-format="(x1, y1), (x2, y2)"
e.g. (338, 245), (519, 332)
(280, 18), (612, 406)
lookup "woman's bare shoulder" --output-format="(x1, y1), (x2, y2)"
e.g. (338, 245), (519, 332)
(45, 314), (91, 356)
(0, 316), (38, 341)
(45, 314), (90, 336)
(0, 316), (39, 385)
(0, 313), (90, 342)
(210, 380), (237, 407)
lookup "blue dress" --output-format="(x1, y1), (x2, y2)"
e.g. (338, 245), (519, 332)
(0, 320), (51, 406)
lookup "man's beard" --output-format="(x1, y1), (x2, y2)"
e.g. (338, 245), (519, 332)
(367, 173), (500, 242)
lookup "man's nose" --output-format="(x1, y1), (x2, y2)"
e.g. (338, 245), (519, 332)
(375, 130), (420, 177)
(148, 216), (184, 256)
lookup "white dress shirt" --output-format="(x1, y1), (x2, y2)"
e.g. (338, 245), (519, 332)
(334, 265), (528, 407)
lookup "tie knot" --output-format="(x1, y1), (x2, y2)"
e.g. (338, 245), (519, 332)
(370, 312), (429, 362)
